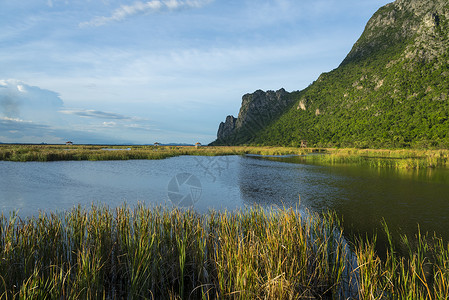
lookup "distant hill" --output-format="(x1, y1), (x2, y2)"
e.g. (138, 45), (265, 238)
(212, 0), (449, 148)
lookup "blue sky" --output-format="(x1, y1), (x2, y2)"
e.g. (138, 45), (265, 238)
(0, 0), (391, 144)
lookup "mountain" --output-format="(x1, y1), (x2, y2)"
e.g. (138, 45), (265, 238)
(212, 0), (449, 148)
(214, 88), (296, 145)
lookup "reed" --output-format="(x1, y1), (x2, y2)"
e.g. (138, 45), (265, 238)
(354, 222), (449, 299)
(2, 144), (448, 170)
(0, 144), (312, 162)
(301, 148), (449, 169)
(0, 205), (349, 299)
(0, 204), (448, 299)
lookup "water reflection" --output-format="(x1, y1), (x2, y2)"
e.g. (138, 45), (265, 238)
(0, 157), (244, 216)
(254, 155), (449, 244)
(238, 156), (342, 208)
(1, 156), (449, 246)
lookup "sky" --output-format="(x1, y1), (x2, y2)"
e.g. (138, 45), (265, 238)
(0, 0), (392, 145)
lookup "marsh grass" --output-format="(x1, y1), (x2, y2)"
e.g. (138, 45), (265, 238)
(354, 222), (449, 299)
(301, 148), (449, 169)
(0, 144), (312, 162)
(1, 144), (448, 170)
(0, 205), (352, 299)
(1, 204), (447, 299)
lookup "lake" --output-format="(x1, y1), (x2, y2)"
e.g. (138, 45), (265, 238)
(1, 155), (449, 245)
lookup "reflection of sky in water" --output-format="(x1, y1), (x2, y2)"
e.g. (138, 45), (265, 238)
(1, 156), (449, 243)
(0, 157), (244, 216)
(238, 156), (343, 208)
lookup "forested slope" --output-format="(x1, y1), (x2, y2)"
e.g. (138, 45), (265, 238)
(213, 0), (449, 148)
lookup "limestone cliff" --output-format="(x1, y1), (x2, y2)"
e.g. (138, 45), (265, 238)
(217, 115), (236, 141)
(341, 0), (449, 67)
(212, 88), (295, 145)
(212, 0), (449, 148)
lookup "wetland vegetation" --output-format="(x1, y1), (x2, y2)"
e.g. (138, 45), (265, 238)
(2, 0), (449, 298)
(1, 144), (448, 170)
(0, 144), (311, 162)
(2, 144), (449, 298)
(1, 204), (448, 299)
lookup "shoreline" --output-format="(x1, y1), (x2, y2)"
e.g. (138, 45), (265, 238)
(1, 144), (448, 169)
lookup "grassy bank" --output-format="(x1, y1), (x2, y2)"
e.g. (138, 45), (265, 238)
(1, 144), (448, 169)
(0, 205), (448, 299)
(300, 148), (449, 169)
(0, 144), (312, 162)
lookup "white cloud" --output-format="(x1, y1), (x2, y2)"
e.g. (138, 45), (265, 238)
(1, 116), (30, 123)
(17, 85), (26, 92)
(59, 109), (135, 120)
(102, 121), (116, 127)
(124, 123), (153, 131)
(0, 80), (148, 144)
(80, 0), (213, 27)
(0, 79), (63, 120)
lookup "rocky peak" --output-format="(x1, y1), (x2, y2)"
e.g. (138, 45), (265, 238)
(217, 115), (237, 141)
(235, 88), (290, 130)
(212, 0), (449, 148)
(342, 0), (448, 67)
(395, 0), (448, 16)
(212, 88), (293, 144)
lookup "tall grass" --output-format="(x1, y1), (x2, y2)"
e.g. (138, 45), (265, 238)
(0, 205), (351, 299)
(0, 144), (312, 162)
(354, 222), (449, 299)
(1, 144), (448, 170)
(0, 204), (447, 299)
(301, 148), (449, 169)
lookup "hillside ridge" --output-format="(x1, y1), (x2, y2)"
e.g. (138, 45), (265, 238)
(212, 0), (449, 148)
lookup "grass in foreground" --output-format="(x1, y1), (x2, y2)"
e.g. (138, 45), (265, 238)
(0, 205), (348, 299)
(0, 205), (448, 299)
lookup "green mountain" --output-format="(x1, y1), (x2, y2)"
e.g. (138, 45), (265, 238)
(212, 0), (449, 148)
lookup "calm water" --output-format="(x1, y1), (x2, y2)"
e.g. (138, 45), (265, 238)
(1, 155), (449, 243)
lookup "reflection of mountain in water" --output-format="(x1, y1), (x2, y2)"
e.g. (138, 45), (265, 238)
(239, 155), (449, 255)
